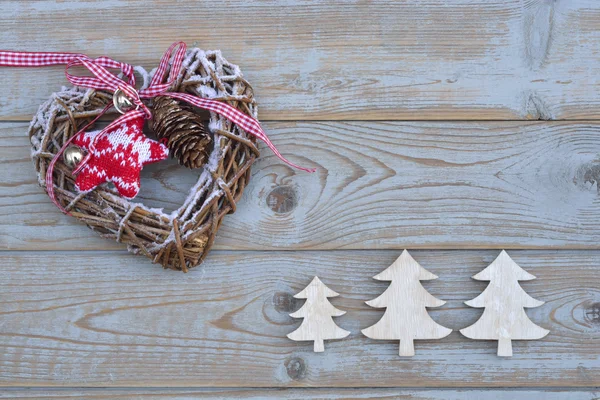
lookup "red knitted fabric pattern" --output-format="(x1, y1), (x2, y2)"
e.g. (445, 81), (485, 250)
(72, 116), (169, 199)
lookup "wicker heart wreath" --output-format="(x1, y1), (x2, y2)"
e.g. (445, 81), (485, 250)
(2, 42), (313, 271)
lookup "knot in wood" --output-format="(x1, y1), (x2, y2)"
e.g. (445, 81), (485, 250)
(284, 356), (306, 380)
(266, 185), (298, 214)
(584, 302), (600, 326)
(272, 291), (299, 313)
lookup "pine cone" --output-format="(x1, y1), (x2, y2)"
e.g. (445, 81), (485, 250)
(152, 96), (212, 169)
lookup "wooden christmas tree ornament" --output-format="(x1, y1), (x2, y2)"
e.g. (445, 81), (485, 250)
(460, 250), (549, 357)
(362, 250), (452, 356)
(287, 277), (350, 352)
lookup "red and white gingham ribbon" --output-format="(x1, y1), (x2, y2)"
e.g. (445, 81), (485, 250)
(0, 42), (315, 213)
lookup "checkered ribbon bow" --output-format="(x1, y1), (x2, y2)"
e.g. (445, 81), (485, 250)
(0, 42), (315, 212)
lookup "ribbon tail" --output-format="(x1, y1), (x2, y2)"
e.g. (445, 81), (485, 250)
(165, 92), (315, 173)
(259, 136), (316, 173)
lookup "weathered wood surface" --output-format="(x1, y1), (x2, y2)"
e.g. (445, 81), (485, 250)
(1, 1), (600, 121)
(1, 250), (598, 387)
(1, 0), (599, 394)
(3, 121), (600, 251)
(1, 388), (599, 399)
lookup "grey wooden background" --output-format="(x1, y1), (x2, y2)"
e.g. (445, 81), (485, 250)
(0, 1), (599, 399)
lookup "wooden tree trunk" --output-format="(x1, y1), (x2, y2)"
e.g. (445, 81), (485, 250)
(399, 339), (415, 357)
(498, 337), (513, 357)
(314, 339), (324, 353)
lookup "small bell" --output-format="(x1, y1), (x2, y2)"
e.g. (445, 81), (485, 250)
(63, 145), (85, 169)
(113, 88), (136, 114)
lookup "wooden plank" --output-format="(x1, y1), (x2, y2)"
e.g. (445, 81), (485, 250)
(0, 250), (598, 387)
(3, 121), (600, 251)
(1, 388), (598, 399)
(0, 1), (599, 121)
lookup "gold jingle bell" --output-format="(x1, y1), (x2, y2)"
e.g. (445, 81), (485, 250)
(113, 88), (136, 114)
(63, 145), (85, 169)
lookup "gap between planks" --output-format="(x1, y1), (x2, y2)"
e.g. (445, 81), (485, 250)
(0, 387), (599, 399)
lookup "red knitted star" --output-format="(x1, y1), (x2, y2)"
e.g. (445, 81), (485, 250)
(71, 116), (169, 199)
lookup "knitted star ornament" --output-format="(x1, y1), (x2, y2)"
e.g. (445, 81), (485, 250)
(71, 116), (169, 199)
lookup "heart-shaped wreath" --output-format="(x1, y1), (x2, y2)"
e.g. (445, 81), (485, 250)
(1, 43), (313, 271)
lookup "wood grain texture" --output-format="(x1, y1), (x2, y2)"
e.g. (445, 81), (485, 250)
(2, 0), (599, 394)
(1, 250), (598, 387)
(0, 1), (599, 120)
(4, 121), (600, 251)
(1, 388), (598, 399)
